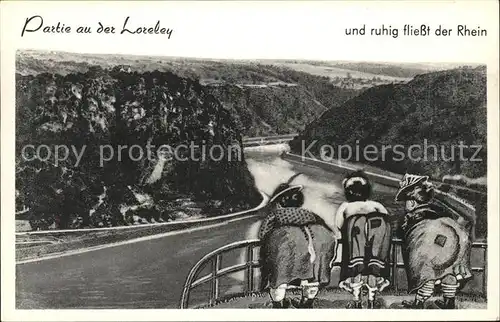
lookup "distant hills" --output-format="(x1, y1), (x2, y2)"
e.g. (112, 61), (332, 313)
(15, 50), (486, 231)
(205, 71), (359, 136)
(289, 65), (487, 180)
(17, 50), (463, 137)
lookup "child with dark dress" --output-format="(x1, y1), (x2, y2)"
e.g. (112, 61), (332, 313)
(334, 170), (392, 309)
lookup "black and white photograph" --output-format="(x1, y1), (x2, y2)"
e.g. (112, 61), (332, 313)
(1, 1), (499, 321)
(13, 50), (489, 310)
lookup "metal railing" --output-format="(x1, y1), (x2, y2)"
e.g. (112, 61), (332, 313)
(179, 238), (487, 309)
(180, 239), (261, 309)
(242, 133), (298, 141)
(242, 134), (298, 147)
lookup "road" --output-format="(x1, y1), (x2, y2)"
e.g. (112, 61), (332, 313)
(16, 215), (263, 309)
(16, 148), (400, 309)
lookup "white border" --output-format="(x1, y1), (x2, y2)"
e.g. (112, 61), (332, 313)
(2, 1), (499, 321)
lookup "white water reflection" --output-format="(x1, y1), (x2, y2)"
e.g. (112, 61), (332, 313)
(245, 148), (343, 235)
(227, 147), (345, 288)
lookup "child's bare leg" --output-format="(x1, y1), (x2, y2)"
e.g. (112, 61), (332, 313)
(350, 275), (364, 308)
(339, 275), (363, 308)
(270, 284), (288, 308)
(299, 280), (319, 308)
(365, 275), (379, 308)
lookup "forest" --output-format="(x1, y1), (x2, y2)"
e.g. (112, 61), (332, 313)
(16, 66), (260, 229)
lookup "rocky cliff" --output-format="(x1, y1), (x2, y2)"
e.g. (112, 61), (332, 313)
(16, 66), (261, 229)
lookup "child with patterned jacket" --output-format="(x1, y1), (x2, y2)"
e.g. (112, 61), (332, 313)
(258, 173), (338, 308)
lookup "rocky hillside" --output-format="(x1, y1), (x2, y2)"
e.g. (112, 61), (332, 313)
(16, 66), (261, 229)
(290, 66), (487, 180)
(206, 74), (358, 136)
(17, 50), (365, 136)
(205, 65), (359, 136)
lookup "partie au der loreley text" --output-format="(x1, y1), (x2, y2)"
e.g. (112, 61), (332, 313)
(21, 16), (173, 38)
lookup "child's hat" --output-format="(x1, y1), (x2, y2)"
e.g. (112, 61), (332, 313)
(395, 173), (429, 201)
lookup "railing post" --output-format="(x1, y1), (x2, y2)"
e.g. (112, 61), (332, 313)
(483, 244), (487, 296)
(392, 243), (398, 292)
(180, 284), (190, 309)
(210, 254), (221, 306)
(181, 239), (488, 308)
(246, 244), (254, 293)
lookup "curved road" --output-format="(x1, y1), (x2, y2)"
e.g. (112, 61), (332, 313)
(16, 149), (400, 309)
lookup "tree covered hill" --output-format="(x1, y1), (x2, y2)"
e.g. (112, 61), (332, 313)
(206, 72), (359, 136)
(327, 62), (478, 78)
(14, 50), (364, 229)
(290, 66), (487, 180)
(16, 66), (261, 229)
(16, 50), (378, 136)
